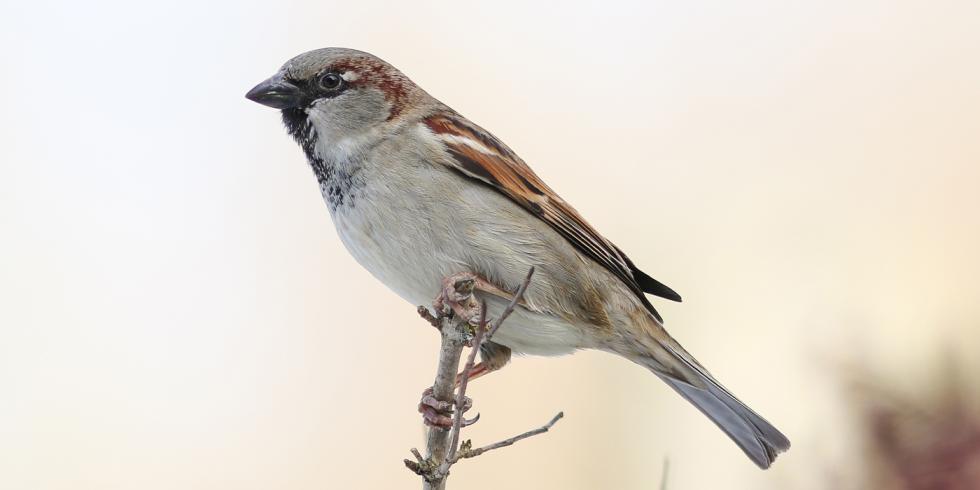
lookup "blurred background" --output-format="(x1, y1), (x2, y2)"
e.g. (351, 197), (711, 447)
(2, 1), (979, 488)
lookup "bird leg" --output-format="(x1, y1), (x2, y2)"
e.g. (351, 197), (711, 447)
(457, 341), (512, 384)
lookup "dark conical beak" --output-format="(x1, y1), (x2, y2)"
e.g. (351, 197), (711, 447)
(245, 75), (304, 109)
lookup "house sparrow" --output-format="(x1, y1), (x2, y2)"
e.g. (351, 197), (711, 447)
(246, 47), (790, 468)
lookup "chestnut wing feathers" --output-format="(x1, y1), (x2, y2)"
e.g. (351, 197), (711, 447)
(423, 112), (680, 322)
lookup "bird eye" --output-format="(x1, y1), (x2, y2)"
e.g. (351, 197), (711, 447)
(317, 72), (344, 91)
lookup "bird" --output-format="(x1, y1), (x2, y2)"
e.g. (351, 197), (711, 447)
(246, 47), (790, 468)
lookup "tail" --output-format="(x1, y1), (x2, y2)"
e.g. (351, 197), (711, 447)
(657, 369), (790, 468)
(632, 336), (791, 468)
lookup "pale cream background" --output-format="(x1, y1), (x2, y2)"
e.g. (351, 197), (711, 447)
(2, 1), (979, 489)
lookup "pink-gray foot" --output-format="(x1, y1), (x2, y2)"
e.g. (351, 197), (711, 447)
(418, 387), (476, 429)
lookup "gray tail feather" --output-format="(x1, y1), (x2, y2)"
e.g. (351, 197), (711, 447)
(656, 371), (791, 469)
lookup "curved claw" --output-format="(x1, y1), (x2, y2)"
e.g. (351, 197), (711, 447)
(461, 412), (481, 427)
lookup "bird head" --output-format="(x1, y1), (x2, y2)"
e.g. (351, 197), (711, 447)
(246, 48), (426, 157)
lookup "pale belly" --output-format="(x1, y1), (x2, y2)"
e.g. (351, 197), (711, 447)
(324, 173), (589, 356)
(331, 199), (447, 307)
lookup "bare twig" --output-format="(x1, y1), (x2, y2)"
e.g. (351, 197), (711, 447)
(417, 305), (441, 329)
(453, 411), (564, 461)
(406, 267), (560, 489)
(486, 266), (535, 340)
(420, 280), (474, 489)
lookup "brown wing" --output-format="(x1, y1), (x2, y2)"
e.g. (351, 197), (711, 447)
(423, 112), (680, 322)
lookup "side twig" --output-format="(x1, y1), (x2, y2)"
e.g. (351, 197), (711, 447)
(486, 266), (535, 340)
